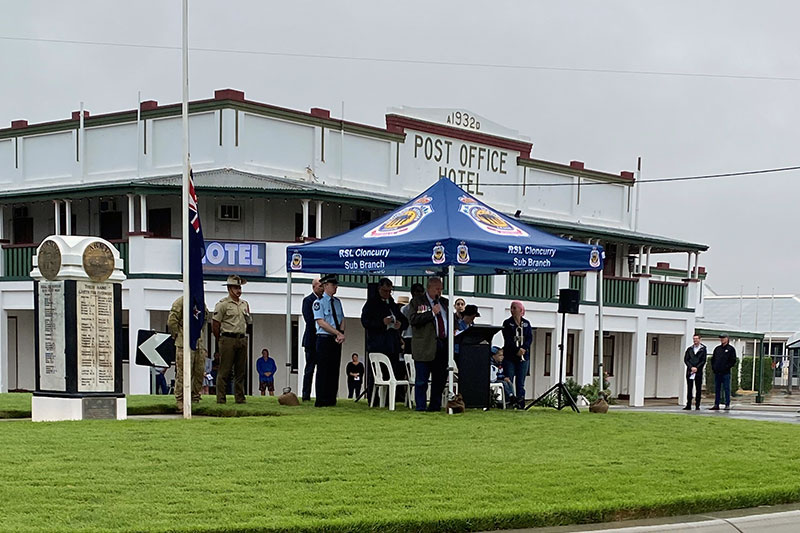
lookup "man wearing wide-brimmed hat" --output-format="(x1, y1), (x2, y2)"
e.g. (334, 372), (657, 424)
(212, 275), (252, 404)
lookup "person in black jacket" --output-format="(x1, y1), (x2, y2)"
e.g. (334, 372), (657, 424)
(361, 278), (409, 401)
(501, 300), (533, 409)
(683, 334), (707, 410)
(301, 278), (324, 402)
(710, 333), (737, 410)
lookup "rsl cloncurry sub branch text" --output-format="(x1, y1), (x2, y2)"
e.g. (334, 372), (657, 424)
(508, 245), (557, 268)
(340, 247), (390, 271)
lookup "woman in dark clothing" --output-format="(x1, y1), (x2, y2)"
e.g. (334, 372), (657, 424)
(501, 300), (533, 409)
(345, 353), (365, 399)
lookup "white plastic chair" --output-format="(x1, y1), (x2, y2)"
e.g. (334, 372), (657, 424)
(404, 353), (416, 409)
(405, 353), (459, 407)
(490, 382), (506, 409)
(369, 353), (411, 411)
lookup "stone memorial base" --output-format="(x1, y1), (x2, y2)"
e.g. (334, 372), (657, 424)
(32, 395), (127, 422)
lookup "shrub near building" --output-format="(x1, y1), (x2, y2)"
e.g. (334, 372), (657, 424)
(739, 356), (774, 394)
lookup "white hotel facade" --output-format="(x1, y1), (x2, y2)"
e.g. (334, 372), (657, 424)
(0, 89), (708, 406)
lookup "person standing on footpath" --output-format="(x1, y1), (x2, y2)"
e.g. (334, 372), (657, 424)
(301, 278), (324, 402)
(313, 274), (346, 407)
(409, 276), (449, 412)
(710, 333), (737, 410)
(683, 334), (707, 410)
(212, 275), (252, 404)
(256, 348), (277, 396)
(168, 295), (208, 412)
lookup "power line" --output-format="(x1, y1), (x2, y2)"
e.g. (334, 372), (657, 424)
(2, 35), (800, 83)
(480, 165), (800, 187)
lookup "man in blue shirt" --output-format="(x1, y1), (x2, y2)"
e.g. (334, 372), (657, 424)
(256, 348), (277, 396)
(313, 274), (346, 407)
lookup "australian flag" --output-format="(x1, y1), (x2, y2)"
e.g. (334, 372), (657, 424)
(188, 170), (206, 350)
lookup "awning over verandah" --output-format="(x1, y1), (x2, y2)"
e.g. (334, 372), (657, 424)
(284, 178), (606, 405)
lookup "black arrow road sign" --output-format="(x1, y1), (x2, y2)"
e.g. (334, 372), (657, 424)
(136, 330), (176, 367)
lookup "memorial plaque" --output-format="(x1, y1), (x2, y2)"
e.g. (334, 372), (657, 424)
(38, 281), (66, 391)
(82, 397), (117, 419)
(76, 281), (115, 392)
(82, 241), (115, 282)
(37, 241), (62, 281)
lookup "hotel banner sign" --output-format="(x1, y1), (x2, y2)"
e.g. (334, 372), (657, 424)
(202, 241), (266, 277)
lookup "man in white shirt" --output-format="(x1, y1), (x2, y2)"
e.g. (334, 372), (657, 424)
(683, 334), (707, 410)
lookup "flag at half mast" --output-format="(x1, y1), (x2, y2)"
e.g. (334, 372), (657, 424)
(188, 170), (206, 349)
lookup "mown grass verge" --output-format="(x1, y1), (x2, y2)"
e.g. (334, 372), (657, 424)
(1, 396), (800, 532)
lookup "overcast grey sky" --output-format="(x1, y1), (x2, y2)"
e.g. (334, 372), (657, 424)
(1, 1), (797, 294)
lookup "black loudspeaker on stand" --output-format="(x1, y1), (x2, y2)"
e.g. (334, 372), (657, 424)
(526, 288), (581, 413)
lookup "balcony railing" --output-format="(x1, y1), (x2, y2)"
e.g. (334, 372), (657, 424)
(648, 280), (687, 309)
(2, 245), (36, 279)
(337, 274), (382, 287)
(506, 272), (557, 301)
(473, 275), (492, 295)
(569, 272), (585, 298)
(603, 276), (638, 306)
(2, 240), (129, 278)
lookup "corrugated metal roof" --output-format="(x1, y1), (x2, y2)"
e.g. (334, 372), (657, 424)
(702, 295), (800, 336)
(694, 318), (764, 339)
(139, 169), (310, 191)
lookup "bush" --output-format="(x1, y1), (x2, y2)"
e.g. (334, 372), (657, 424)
(563, 377), (611, 404)
(739, 356), (774, 394)
(580, 376), (611, 403)
(565, 378), (582, 401)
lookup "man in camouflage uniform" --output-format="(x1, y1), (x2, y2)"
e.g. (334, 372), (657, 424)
(212, 275), (252, 404)
(168, 295), (208, 412)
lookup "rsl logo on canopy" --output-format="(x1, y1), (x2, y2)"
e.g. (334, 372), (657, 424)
(363, 196), (433, 238)
(457, 196), (528, 237)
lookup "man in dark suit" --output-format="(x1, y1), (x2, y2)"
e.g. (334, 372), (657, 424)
(710, 333), (737, 411)
(683, 334), (707, 410)
(361, 278), (409, 402)
(301, 277), (324, 402)
(409, 276), (449, 412)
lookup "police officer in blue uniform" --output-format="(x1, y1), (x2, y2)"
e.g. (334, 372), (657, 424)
(313, 274), (346, 407)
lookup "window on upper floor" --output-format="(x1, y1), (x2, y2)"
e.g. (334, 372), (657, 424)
(12, 206), (33, 244)
(148, 208), (172, 238)
(218, 204), (241, 222)
(294, 213), (317, 241)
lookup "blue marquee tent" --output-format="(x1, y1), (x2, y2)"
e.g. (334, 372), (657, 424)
(286, 178), (603, 276)
(283, 178), (606, 406)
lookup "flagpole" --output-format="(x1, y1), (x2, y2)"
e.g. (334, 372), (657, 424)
(181, 0), (191, 419)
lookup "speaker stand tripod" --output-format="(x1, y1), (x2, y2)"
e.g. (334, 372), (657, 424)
(525, 312), (579, 412)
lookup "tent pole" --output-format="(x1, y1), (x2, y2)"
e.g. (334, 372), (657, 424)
(448, 265), (455, 409)
(597, 269), (604, 394)
(285, 271), (293, 392)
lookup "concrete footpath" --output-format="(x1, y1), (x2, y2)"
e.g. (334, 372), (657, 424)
(483, 503), (800, 533)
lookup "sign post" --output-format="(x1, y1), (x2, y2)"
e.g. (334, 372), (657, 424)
(31, 236), (126, 421)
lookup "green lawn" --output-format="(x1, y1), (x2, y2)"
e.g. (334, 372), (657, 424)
(2, 394), (800, 532)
